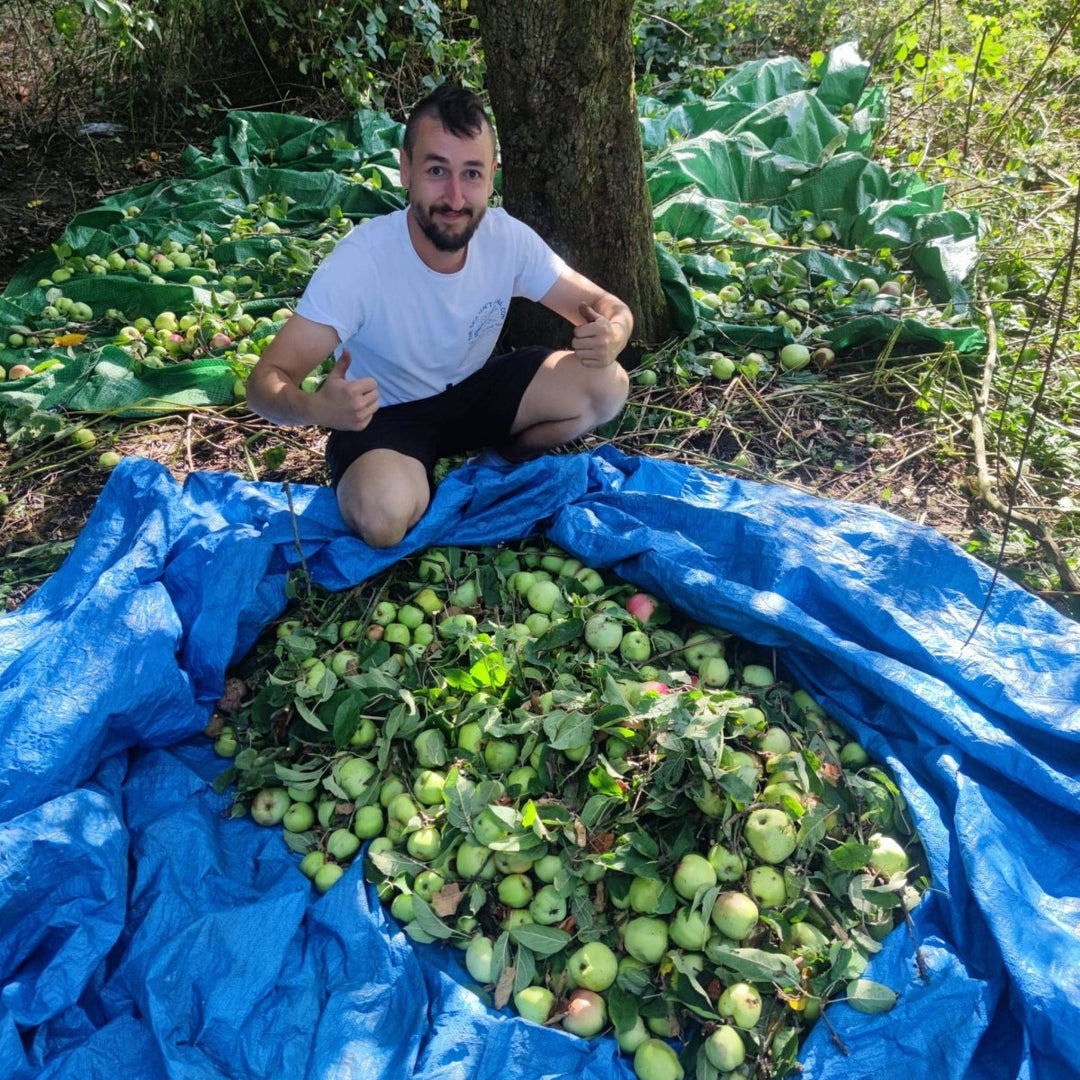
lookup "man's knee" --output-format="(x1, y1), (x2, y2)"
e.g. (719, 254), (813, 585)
(342, 500), (413, 548)
(588, 362), (630, 426)
(336, 456), (429, 547)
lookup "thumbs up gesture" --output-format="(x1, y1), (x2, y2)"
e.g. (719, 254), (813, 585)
(572, 302), (617, 367)
(317, 349), (379, 430)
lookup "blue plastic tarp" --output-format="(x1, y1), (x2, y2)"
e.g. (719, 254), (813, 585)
(1, 448), (1077, 1080)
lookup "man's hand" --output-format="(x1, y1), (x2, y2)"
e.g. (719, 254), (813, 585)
(572, 302), (621, 368)
(315, 350), (379, 430)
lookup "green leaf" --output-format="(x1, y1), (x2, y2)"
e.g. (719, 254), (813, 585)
(293, 691), (326, 734)
(513, 945), (537, 992)
(543, 710), (593, 751)
(607, 983), (641, 1032)
(534, 617), (585, 651)
(705, 945), (802, 985)
(508, 923), (571, 959)
(828, 840), (874, 871)
(410, 895), (454, 940)
(846, 979), (899, 1014)
(587, 764), (628, 799)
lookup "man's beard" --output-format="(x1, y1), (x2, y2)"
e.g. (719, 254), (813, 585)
(412, 201), (485, 252)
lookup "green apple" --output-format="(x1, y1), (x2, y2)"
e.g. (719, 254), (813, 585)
(698, 656), (731, 687)
(514, 985), (556, 1025)
(584, 612), (624, 653)
(757, 726), (792, 755)
(704, 1025), (745, 1071)
(673, 853), (717, 899)
(313, 862), (344, 893)
(406, 825), (442, 861)
(743, 807), (797, 864)
(455, 841), (495, 879)
(530, 884), (568, 926)
(484, 738), (519, 773)
(533, 853), (565, 883)
(251, 787), (291, 826)
(707, 843), (746, 882)
(282, 802), (315, 833)
(413, 869), (445, 902)
(326, 828), (361, 861)
(338, 756), (378, 799)
(497, 873), (534, 908)
(634, 1038), (685, 1080)
(616, 1015), (650, 1054)
(624, 916), (669, 964)
(628, 875), (665, 914)
(465, 935), (495, 983)
(413, 768), (447, 806)
(299, 850), (325, 879)
(455, 721), (483, 754)
(493, 850), (534, 875)
(390, 891), (415, 924)
(682, 631), (724, 671)
(869, 833), (910, 876)
(669, 907), (711, 951)
(620, 630), (652, 662)
(718, 982), (762, 1029)
(711, 891), (759, 940)
(526, 580), (564, 615)
(352, 804), (384, 839)
(747, 865), (787, 908)
(567, 941), (618, 991)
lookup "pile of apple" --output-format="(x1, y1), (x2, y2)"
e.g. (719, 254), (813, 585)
(648, 212), (944, 386)
(212, 541), (926, 1080)
(0, 197), (356, 393)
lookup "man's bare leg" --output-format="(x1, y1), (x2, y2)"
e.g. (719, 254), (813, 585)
(501, 349), (629, 461)
(336, 448), (430, 547)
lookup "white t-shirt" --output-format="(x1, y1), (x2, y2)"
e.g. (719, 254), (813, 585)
(296, 207), (566, 406)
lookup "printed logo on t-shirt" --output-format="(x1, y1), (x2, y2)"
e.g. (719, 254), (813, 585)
(469, 299), (507, 346)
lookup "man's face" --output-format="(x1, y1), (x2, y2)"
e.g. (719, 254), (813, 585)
(400, 114), (496, 254)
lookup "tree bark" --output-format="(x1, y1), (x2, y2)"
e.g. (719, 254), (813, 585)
(472, 0), (671, 356)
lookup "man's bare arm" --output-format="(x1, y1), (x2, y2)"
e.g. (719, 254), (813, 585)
(247, 314), (379, 431)
(539, 267), (634, 367)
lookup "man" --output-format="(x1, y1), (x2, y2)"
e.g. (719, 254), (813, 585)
(247, 83), (632, 547)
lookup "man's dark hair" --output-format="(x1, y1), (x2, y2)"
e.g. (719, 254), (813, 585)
(402, 83), (494, 158)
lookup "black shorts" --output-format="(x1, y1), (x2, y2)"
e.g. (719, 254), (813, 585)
(325, 345), (552, 488)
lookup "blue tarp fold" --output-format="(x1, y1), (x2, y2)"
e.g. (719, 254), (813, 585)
(1, 449), (1077, 1080)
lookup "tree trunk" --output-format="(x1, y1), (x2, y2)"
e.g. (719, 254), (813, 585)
(472, 0), (671, 357)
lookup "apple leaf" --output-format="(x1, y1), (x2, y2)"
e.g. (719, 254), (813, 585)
(513, 945), (536, 993)
(607, 984), (640, 1032)
(845, 978), (899, 1013)
(706, 946), (801, 985)
(409, 895), (453, 940)
(401, 921), (439, 945)
(491, 931), (512, 989)
(508, 924), (572, 959)
(293, 697), (329, 732)
(534, 617), (585, 651)
(587, 763), (628, 798)
(544, 710), (593, 751)
(828, 840), (874, 871)
(493, 965), (516, 1011)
